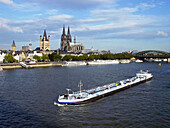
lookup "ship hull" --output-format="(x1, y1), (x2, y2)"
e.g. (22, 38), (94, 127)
(58, 77), (152, 105)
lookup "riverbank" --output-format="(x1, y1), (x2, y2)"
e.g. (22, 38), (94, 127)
(0, 62), (62, 69)
(1, 59), (168, 70)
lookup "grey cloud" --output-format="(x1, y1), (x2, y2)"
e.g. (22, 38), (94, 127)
(94, 31), (169, 40)
(28, 0), (114, 10)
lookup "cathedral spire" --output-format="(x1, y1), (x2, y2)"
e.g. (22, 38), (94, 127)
(12, 40), (16, 47)
(67, 26), (70, 35)
(43, 29), (48, 41)
(66, 25), (72, 42)
(62, 24), (65, 35)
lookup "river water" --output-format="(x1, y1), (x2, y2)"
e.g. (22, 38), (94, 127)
(0, 63), (169, 128)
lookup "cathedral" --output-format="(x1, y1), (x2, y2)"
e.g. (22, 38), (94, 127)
(40, 29), (50, 51)
(61, 25), (85, 53)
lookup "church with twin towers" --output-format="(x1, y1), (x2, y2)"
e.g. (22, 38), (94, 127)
(60, 25), (85, 53)
(40, 25), (85, 53)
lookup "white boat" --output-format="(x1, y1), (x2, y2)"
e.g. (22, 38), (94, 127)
(154, 59), (161, 62)
(135, 59), (143, 63)
(20, 62), (32, 69)
(120, 59), (130, 63)
(162, 59), (167, 62)
(54, 70), (153, 106)
(88, 60), (119, 65)
(29, 60), (36, 64)
(62, 61), (87, 67)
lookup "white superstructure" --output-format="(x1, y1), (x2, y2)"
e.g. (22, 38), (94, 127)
(88, 60), (119, 65)
(135, 59), (143, 63)
(62, 61), (87, 67)
(120, 59), (130, 63)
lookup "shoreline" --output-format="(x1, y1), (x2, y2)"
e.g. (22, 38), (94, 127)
(0, 62), (62, 69)
(1, 60), (169, 70)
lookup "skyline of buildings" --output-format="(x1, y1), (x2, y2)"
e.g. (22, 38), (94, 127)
(8, 25), (86, 53)
(6, 25), (170, 53)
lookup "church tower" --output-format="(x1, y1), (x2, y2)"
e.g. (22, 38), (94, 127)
(74, 36), (76, 43)
(40, 29), (50, 51)
(67, 26), (72, 42)
(60, 25), (85, 53)
(11, 40), (16, 51)
(61, 25), (69, 51)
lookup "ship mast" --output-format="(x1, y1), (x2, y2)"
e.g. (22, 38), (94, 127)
(78, 80), (83, 93)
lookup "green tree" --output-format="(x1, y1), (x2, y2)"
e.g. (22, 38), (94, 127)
(41, 54), (49, 61)
(89, 55), (95, 60)
(3, 54), (16, 63)
(72, 56), (79, 61)
(94, 55), (101, 60)
(49, 53), (55, 61)
(101, 53), (113, 60)
(100, 53), (133, 60)
(124, 53), (133, 59)
(54, 54), (62, 61)
(63, 55), (73, 61)
(82, 54), (88, 60)
(49, 53), (62, 61)
(33, 55), (41, 61)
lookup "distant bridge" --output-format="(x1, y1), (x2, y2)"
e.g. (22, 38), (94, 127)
(133, 50), (170, 62)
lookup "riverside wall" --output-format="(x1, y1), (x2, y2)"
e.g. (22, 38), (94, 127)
(0, 62), (62, 69)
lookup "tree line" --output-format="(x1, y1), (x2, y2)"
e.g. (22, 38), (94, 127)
(2, 53), (133, 63)
(49, 53), (133, 61)
(2, 54), (50, 63)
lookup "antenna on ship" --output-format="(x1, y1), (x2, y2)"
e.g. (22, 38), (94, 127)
(78, 80), (83, 93)
(66, 88), (71, 95)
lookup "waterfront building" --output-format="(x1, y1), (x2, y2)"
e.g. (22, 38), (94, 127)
(11, 40), (16, 51)
(40, 29), (50, 51)
(22, 46), (29, 51)
(60, 25), (85, 53)
(0, 52), (6, 62)
(27, 51), (43, 60)
(19, 52), (26, 61)
(14, 54), (20, 62)
(81, 47), (99, 54)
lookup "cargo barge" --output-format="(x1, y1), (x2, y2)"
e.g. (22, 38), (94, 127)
(54, 70), (153, 106)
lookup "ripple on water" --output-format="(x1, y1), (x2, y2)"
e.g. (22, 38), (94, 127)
(0, 63), (170, 127)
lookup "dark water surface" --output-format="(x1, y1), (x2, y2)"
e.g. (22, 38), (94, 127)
(0, 63), (169, 128)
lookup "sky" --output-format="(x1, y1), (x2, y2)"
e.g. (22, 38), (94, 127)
(0, 0), (169, 52)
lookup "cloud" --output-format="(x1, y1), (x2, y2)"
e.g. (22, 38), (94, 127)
(45, 9), (58, 15)
(0, 0), (14, 5)
(48, 14), (73, 20)
(0, 0), (169, 51)
(71, 5), (156, 35)
(0, 18), (23, 33)
(137, 3), (156, 10)
(0, 0), (40, 12)
(156, 31), (168, 37)
(29, 0), (115, 10)
(78, 18), (108, 24)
